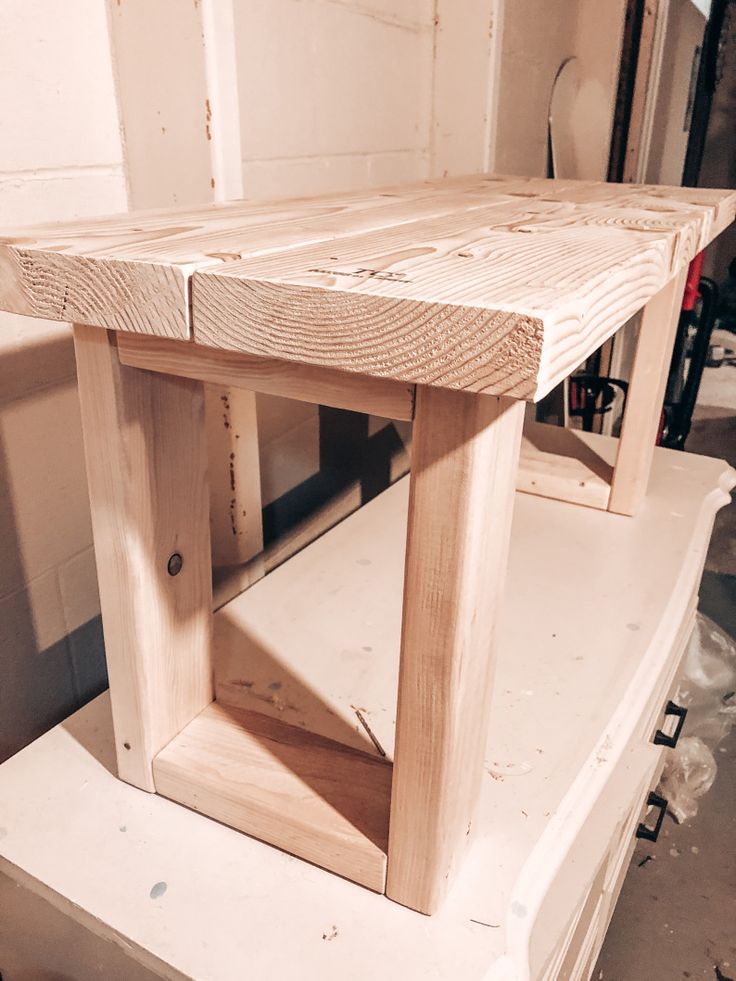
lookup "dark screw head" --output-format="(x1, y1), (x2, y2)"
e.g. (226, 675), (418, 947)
(167, 552), (183, 576)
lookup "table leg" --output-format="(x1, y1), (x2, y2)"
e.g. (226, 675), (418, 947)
(205, 385), (264, 569)
(608, 269), (688, 515)
(73, 325), (213, 792)
(387, 386), (525, 913)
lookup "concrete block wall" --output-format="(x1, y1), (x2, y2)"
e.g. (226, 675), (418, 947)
(234, 0), (501, 198)
(234, 0), (435, 198)
(0, 0), (127, 761)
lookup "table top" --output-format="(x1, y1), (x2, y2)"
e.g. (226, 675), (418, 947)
(1, 436), (733, 980)
(1, 174), (734, 400)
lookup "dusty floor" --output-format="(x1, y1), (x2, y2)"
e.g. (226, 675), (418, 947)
(594, 727), (736, 981)
(595, 349), (736, 981)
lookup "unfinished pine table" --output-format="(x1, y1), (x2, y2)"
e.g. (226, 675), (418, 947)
(1, 174), (735, 919)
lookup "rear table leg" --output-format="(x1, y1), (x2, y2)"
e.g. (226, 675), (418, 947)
(608, 269), (688, 515)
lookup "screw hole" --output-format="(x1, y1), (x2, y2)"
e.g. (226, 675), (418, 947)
(167, 553), (183, 576)
(123, 742), (131, 751)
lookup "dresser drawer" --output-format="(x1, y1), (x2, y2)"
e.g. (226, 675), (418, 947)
(549, 766), (658, 981)
(638, 598), (697, 746)
(523, 607), (696, 981)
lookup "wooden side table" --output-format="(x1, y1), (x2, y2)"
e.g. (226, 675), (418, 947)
(1, 174), (734, 915)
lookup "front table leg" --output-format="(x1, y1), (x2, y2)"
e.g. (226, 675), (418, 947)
(387, 386), (525, 913)
(73, 325), (214, 792)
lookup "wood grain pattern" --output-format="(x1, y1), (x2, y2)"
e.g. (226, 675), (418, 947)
(72, 325), (213, 791)
(608, 269), (688, 515)
(153, 701), (392, 893)
(0, 176), (532, 337)
(191, 182), (736, 400)
(0, 247), (193, 337)
(518, 422), (613, 509)
(117, 332), (613, 510)
(205, 385), (265, 569)
(117, 332), (415, 420)
(387, 387), (525, 913)
(2, 176), (733, 400)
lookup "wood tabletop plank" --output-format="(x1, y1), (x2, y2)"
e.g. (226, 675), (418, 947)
(193, 186), (735, 399)
(1, 175), (733, 393)
(0, 175), (526, 338)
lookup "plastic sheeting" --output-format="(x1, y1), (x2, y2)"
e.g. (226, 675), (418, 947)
(657, 613), (736, 823)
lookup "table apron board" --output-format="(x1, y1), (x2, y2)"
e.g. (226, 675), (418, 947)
(116, 330), (613, 510)
(115, 292), (674, 518)
(116, 330), (417, 422)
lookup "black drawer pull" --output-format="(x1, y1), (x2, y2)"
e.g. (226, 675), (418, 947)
(636, 792), (668, 842)
(653, 700), (688, 748)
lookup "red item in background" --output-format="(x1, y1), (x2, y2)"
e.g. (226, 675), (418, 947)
(682, 251), (705, 312)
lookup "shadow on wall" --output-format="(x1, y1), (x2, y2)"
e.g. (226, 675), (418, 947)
(0, 323), (107, 764)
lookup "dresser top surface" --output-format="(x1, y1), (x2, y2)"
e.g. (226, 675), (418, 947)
(1, 439), (732, 979)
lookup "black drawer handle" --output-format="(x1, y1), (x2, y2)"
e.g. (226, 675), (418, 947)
(653, 700), (688, 748)
(636, 792), (668, 842)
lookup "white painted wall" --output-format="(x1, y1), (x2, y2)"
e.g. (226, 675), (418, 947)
(0, 0), (127, 760)
(234, 0), (435, 198)
(233, 0), (501, 197)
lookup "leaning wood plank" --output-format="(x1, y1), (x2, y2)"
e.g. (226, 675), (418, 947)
(192, 186), (736, 400)
(608, 269), (688, 515)
(117, 332), (415, 420)
(153, 702), (392, 893)
(387, 387), (525, 914)
(622, 0), (668, 184)
(73, 325), (213, 791)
